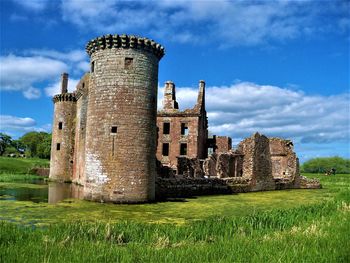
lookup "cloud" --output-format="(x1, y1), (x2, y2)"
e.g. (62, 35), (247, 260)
(158, 82), (350, 145)
(0, 115), (51, 138)
(0, 49), (89, 99)
(60, 0), (350, 46)
(12, 0), (50, 11)
(44, 78), (80, 97)
(23, 87), (41, 99)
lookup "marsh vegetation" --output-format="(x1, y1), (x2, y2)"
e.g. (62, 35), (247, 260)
(0, 157), (349, 262)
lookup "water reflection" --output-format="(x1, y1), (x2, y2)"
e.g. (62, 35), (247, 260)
(0, 182), (83, 204)
(48, 183), (84, 203)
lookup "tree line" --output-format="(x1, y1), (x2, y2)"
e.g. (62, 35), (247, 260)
(301, 156), (350, 174)
(0, 132), (51, 159)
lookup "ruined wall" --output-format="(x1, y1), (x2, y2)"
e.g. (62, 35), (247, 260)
(215, 136), (232, 153)
(269, 138), (300, 189)
(237, 133), (275, 191)
(155, 177), (231, 199)
(156, 81), (207, 171)
(72, 73), (90, 185)
(157, 115), (201, 170)
(84, 34), (164, 203)
(49, 93), (76, 182)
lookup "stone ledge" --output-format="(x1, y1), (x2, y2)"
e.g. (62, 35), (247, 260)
(86, 34), (165, 59)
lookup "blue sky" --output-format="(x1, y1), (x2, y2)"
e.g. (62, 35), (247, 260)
(0, 0), (349, 162)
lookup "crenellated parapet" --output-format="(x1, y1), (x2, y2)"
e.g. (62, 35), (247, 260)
(86, 34), (165, 59)
(53, 93), (77, 103)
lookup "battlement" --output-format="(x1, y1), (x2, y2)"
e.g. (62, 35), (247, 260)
(86, 34), (165, 59)
(53, 93), (77, 103)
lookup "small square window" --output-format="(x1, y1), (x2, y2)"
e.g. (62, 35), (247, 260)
(180, 143), (187, 156)
(162, 143), (169, 156)
(125, 57), (133, 69)
(181, 123), (189, 135)
(56, 143), (61, 151)
(163, 123), (170, 134)
(58, 122), (63, 130)
(111, 126), (117, 134)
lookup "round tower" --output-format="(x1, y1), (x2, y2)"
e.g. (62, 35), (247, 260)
(49, 73), (77, 182)
(84, 34), (165, 203)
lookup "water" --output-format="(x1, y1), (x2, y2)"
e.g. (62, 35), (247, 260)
(0, 181), (84, 204)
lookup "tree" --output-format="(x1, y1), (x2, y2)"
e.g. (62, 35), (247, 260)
(0, 133), (12, 156)
(301, 156), (350, 174)
(19, 132), (52, 159)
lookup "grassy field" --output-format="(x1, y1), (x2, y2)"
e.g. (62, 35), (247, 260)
(0, 157), (349, 262)
(0, 157), (49, 174)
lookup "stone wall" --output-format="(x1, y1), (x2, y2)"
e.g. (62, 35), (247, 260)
(83, 34), (164, 203)
(49, 92), (76, 182)
(215, 136), (232, 153)
(155, 177), (231, 199)
(72, 73), (90, 185)
(156, 81), (207, 171)
(237, 133), (275, 191)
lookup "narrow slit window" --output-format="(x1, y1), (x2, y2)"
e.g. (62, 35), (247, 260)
(58, 122), (63, 130)
(82, 82), (85, 89)
(162, 143), (169, 156)
(111, 126), (118, 134)
(181, 123), (189, 135)
(124, 57), (133, 69)
(91, 61), (95, 73)
(163, 122), (170, 134)
(56, 143), (61, 151)
(180, 143), (187, 156)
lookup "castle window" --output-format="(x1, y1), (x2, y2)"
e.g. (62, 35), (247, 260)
(162, 143), (169, 156)
(181, 123), (189, 136)
(180, 143), (187, 156)
(82, 83), (85, 88)
(111, 126), (118, 135)
(58, 122), (63, 130)
(91, 61), (95, 73)
(124, 57), (133, 69)
(56, 143), (61, 151)
(163, 122), (170, 134)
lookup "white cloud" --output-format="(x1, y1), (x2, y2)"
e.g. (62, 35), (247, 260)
(0, 54), (68, 97)
(23, 87), (41, 99)
(12, 0), (50, 11)
(60, 0), (349, 46)
(0, 115), (51, 138)
(44, 78), (80, 97)
(158, 82), (350, 145)
(0, 49), (89, 99)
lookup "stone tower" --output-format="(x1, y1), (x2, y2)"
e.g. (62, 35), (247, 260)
(49, 73), (76, 182)
(84, 34), (165, 203)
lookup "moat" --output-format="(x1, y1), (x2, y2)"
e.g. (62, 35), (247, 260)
(0, 181), (83, 204)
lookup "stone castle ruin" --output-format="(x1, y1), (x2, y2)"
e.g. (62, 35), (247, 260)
(50, 34), (320, 203)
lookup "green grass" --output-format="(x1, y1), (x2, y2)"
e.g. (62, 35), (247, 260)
(0, 157), (49, 174)
(0, 156), (349, 262)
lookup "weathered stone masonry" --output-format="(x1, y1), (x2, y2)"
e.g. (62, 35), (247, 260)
(49, 33), (320, 203)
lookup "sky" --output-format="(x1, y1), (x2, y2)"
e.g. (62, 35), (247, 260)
(0, 0), (349, 162)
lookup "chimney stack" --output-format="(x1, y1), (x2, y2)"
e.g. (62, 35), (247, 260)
(61, 73), (69, 94)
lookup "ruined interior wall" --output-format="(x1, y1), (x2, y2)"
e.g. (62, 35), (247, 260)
(196, 113), (208, 160)
(269, 138), (299, 184)
(156, 115), (200, 171)
(49, 98), (76, 182)
(84, 47), (159, 203)
(72, 74), (90, 185)
(215, 136), (232, 153)
(237, 133), (274, 191)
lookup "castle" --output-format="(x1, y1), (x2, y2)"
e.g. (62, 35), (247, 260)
(49, 34), (320, 203)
